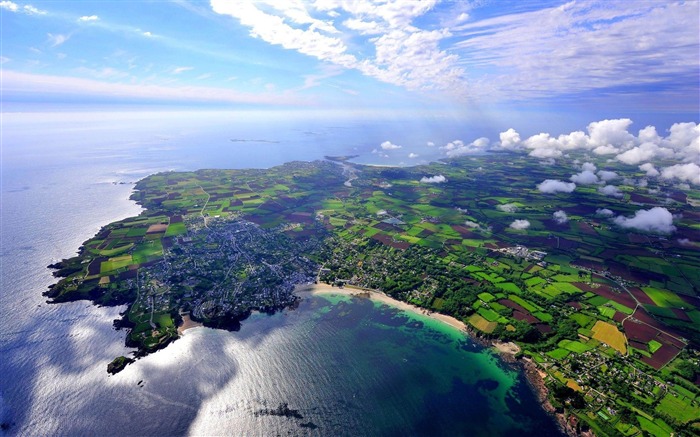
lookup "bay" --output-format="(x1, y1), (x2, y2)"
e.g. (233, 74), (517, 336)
(0, 111), (560, 436)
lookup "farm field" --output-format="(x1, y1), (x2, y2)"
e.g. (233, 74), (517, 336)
(47, 154), (700, 435)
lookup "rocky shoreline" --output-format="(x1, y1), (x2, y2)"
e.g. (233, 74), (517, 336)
(466, 326), (583, 436)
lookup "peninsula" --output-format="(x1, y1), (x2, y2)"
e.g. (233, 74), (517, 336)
(47, 154), (700, 436)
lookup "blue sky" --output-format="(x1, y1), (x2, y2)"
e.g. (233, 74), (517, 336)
(1, 0), (699, 127)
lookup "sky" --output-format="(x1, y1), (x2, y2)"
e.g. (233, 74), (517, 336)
(1, 0), (699, 130)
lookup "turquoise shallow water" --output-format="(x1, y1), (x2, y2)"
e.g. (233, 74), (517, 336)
(183, 292), (561, 436)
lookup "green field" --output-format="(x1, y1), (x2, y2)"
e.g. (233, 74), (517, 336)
(46, 154), (700, 433)
(559, 339), (595, 353)
(656, 393), (700, 424)
(546, 348), (570, 360)
(643, 287), (691, 308)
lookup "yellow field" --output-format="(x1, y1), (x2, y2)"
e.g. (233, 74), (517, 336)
(567, 379), (583, 392)
(591, 320), (627, 354)
(468, 314), (498, 333)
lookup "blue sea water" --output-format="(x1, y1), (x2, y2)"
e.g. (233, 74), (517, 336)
(0, 111), (561, 436)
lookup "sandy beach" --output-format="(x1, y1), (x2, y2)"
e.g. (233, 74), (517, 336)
(177, 313), (203, 334)
(295, 282), (468, 333)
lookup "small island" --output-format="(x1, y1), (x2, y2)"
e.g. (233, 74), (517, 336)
(47, 155), (700, 435)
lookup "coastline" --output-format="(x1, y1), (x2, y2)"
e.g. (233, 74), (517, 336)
(295, 282), (468, 333)
(177, 313), (204, 334)
(296, 282), (572, 436)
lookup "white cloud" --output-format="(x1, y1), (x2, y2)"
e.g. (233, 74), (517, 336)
(596, 208), (614, 217)
(523, 133), (562, 159)
(23, 4), (44, 14)
(598, 185), (623, 198)
(553, 210), (569, 224)
(667, 122), (699, 153)
(613, 207), (676, 234)
(0, 1), (18, 12)
(597, 170), (618, 182)
(593, 145), (619, 155)
(408, 152), (419, 158)
(509, 219), (530, 230)
(380, 140), (401, 150)
(211, 0), (466, 95)
(211, 0), (356, 67)
(660, 163), (700, 185)
(1, 1), (45, 14)
(442, 137), (489, 158)
(616, 142), (674, 165)
(581, 162), (597, 172)
(172, 66), (194, 74)
(47, 33), (69, 47)
(426, 141), (435, 147)
(512, 119), (697, 169)
(343, 18), (382, 35)
(420, 175), (447, 184)
(588, 119), (635, 151)
(537, 179), (576, 194)
(496, 203), (519, 213)
(78, 15), (99, 22)
(498, 128), (521, 150)
(570, 170), (599, 185)
(451, 2), (699, 103)
(638, 125), (662, 144)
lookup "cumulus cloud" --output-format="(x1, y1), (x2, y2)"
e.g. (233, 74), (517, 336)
(509, 219), (531, 230)
(498, 128), (521, 150)
(570, 170), (599, 185)
(520, 118), (659, 160)
(616, 142), (674, 165)
(523, 133), (562, 158)
(408, 152), (419, 158)
(667, 122), (700, 162)
(463, 221), (481, 229)
(613, 207), (676, 234)
(660, 163), (700, 185)
(588, 118), (635, 152)
(79, 15), (99, 21)
(598, 185), (623, 198)
(420, 175), (446, 184)
(581, 162), (597, 172)
(513, 119), (697, 167)
(639, 163), (660, 177)
(553, 210), (569, 224)
(442, 137), (489, 158)
(380, 141), (402, 150)
(426, 141), (435, 147)
(538, 179), (576, 193)
(596, 208), (614, 217)
(597, 170), (618, 182)
(496, 203), (519, 213)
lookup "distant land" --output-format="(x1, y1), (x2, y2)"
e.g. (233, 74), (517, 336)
(47, 153), (700, 436)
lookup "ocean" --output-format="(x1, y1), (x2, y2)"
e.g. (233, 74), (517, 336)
(0, 110), (561, 436)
